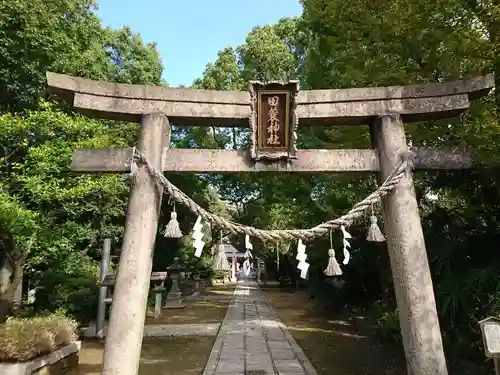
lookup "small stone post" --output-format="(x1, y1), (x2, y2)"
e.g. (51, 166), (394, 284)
(194, 274), (200, 292)
(96, 238), (111, 339)
(256, 257), (261, 282)
(371, 114), (448, 375)
(151, 272), (167, 320)
(231, 248), (237, 282)
(153, 288), (164, 319)
(101, 113), (169, 375)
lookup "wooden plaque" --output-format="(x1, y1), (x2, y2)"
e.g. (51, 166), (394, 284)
(249, 80), (299, 161)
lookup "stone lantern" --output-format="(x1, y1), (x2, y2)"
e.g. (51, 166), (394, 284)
(163, 257), (185, 309)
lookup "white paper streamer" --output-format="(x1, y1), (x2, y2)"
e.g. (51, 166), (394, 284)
(296, 252), (307, 262)
(193, 215), (203, 232)
(243, 260), (251, 276)
(192, 216), (205, 258)
(245, 234), (253, 251)
(340, 225), (352, 265)
(300, 263), (310, 279)
(243, 235), (253, 276)
(296, 239), (309, 279)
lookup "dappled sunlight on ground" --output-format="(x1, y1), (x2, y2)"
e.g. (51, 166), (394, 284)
(286, 325), (368, 339)
(71, 284), (235, 374)
(201, 284), (236, 296)
(145, 299), (229, 325)
(206, 289), (234, 296)
(262, 286), (406, 375)
(145, 283), (235, 325)
(70, 337), (214, 375)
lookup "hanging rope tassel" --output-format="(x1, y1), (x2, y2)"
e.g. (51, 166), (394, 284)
(324, 249), (343, 276)
(366, 215), (385, 242)
(163, 205), (183, 238)
(366, 205), (385, 242)
(325, 230), (342, 276)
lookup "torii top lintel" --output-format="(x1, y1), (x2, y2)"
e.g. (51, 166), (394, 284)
(46, 72), (494, 126)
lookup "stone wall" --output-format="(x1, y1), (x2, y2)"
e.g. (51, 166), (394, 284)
(0, 341), (80, 375)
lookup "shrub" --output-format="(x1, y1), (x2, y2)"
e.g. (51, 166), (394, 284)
(212, 270), (228, 279)
(374, 310), (401, 343)
(32, 265), (100, 325)
(0, 315), (77, 362)
(368, 300), (402, 344)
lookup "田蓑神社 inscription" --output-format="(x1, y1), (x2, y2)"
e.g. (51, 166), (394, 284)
(249, 80), (299, 161)
(259, 92), (288, 148)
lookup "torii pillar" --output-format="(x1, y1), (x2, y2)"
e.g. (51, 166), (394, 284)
(371, 114), (447, 375)
(101, 113), (169, 375)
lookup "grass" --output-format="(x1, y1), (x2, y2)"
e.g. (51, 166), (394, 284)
(0, 315), (77, 362)
(262, 286), (406, 375)
(70, 337), (215, 375)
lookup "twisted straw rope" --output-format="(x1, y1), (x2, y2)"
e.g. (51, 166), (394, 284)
(132, 150), (413, 242)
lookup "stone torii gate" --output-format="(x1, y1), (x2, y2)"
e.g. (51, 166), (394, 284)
(47, 72), (493, 375)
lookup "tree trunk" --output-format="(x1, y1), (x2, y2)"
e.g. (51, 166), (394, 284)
(491, 18), (500, 114)
(0, 257), (24, 323)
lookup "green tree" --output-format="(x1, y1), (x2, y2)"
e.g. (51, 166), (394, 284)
(0, 105), (132, 321)
(299, 0), (500, 365)
(0, 0), (163, 113)
(0, 0), (164, 320)
(0, 191), (38, 320)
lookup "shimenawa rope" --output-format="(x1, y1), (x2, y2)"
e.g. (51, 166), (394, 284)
(131, 149), (414, 242)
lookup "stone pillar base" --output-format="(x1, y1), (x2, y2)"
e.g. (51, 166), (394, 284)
(163, 292), (185, 309)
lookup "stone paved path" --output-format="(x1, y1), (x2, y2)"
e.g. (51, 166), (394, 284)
(203, 280), (318, 375)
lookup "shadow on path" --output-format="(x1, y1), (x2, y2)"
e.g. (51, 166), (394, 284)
(262, 286), (407, 375)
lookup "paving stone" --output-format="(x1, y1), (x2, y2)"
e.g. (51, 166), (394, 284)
(246, 337), (267, 345)
(219, 349), (244, 357)
(221, 341), (243, 348)
(274, 359), (304, 373)
(216, 361), (245, 373)
(271, 348), (297, 360)
(268, 341), (292, 350)
(245, 343), (269, 352)
(246, 360), (274, 367)
(245, 365), (275, 374)
(246, 349), (270, 356)
(220, 346), (244, 354)
(266, 333), (286, 341)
